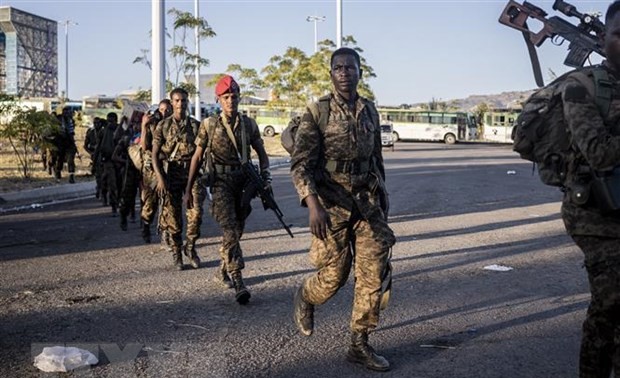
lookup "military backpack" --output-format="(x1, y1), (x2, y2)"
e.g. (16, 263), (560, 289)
(512, 65), (612, 187)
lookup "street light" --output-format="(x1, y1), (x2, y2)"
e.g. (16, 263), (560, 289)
(306, 15), (325, 53)
(61, 20), (78, 100)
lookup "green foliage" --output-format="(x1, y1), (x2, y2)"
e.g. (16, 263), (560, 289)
(0, 94), (60, 178)
(473, 102), (490, 127)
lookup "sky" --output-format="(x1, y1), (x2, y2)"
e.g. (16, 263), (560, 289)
(0, 0), (611, 106)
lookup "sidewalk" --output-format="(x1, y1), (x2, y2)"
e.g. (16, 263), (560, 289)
(0, 157), (290, 213)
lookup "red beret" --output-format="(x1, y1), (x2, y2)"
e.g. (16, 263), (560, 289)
(215, 75), (240, 96)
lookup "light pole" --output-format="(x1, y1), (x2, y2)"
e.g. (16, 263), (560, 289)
(306, 15), (325, 53)
(336, 0), (342, 48)
(61, 20), (78, 100)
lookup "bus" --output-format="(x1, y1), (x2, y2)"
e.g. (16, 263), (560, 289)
(377, 108), (477, 144)
(482, 109), (520, 143)
(239, 105), (302, 137)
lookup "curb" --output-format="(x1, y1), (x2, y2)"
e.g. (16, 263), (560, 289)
(0, 157), (291, 213)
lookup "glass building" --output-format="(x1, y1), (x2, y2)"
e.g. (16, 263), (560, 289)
(0, 6), (57, 98)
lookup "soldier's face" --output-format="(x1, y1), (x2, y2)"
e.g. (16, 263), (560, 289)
(605, 13), (620, 72)
(219, 92), (240, 117)
(330, 54), (361, 98)
(171, 93), (188, 117)
(158, 103), (171, 117)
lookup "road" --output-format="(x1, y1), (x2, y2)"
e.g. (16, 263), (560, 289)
(0, 142), (588, 377)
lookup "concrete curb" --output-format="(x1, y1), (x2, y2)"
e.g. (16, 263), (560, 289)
(0, 157), (291, 213)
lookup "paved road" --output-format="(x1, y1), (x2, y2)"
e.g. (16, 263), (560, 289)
(0, 142), (587, 377)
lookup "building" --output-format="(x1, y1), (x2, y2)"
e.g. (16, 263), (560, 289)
(0, 6), (58, 98)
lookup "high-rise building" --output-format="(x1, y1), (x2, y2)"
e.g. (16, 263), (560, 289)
(0, 6), (57, 98)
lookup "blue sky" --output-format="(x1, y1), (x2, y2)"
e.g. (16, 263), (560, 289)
(0, 0), (610, 106)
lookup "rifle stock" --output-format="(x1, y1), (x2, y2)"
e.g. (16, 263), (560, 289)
(499, 0), (605, 86)
(241, 162), (294, 238)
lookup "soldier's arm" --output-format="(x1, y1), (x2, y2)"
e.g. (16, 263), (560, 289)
(151, 122), (166, 194)
(562, 75), (620, 170)
(184, 120), (210, 208)
(370, 105), (386, 181)
(248, 118), (270, 172)
(290, 108), (322, 207)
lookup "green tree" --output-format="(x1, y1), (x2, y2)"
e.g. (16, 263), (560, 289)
(0, 95), (60, 178)
(261, 47), (312, 107)
(133, 8), (216, 97)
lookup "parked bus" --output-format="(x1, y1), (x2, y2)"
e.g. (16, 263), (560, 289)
(377, 108), (477, 144)
(239, 105), (302, 137)
(482, 109), (520, 143)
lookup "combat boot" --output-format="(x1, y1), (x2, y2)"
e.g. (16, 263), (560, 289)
(183, 242), (200, 269)
(293, 286), (314, 336)
(69, 173), (75, 184)
(230, 271), (250, 304)
(141, 223), (151, 244)
(120, 214), (128, 231)
(172, 247), (184, 271)
(215, 261), (233, 289)
(346, 331), (390, 372)
(111, 205), (118, 217)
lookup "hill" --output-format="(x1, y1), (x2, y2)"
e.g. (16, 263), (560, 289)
(406, 89), (536, 111)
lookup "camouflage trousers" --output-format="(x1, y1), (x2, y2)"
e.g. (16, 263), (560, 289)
(572, 235), (620, 378)
(301, 204), (396, 333)
(101, 160), (118, 207)
(209, 172), (250, 272)
(141, 167), (159, 225)
(159, 167), (206, 250)
(54, 140), (77, 178)
(119, 164), (140, 218)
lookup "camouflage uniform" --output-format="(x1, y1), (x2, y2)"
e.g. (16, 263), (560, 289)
(194, 113), (263, 273)
(291, 93), (396, 333)
(152, 116), (200, 257)
(140, 122), (159, 229)
(99, 123), (119, 212)
(560, 62), (620, 378)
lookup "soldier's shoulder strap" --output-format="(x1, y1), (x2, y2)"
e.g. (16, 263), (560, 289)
(307, 94), (331, 134)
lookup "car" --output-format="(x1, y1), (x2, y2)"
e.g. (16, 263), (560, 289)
(380, 124), (395, 150)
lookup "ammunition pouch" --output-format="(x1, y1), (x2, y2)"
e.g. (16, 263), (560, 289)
(591, 167), (620, 213)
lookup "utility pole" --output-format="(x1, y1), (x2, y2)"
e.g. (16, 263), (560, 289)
(306, 15), (326, 53)
(194, 0), (201, 120)
(61, 20), (78, 100)
(152, 0), (166, 104)
(336, 0), (342, 48)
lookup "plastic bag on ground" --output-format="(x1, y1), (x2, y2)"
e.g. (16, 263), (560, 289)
(33, 346), (98, 372)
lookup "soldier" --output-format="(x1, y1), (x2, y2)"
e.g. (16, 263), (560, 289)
(97, 112), (120, 215)
(290, 48), (395, 371)
(559, 2), (620, 376)
(140, 99), (172, 243)
(54, 106), (78, 184)
(184, 75), (271, 305)
(152, 88), (203, 270)
(84, 117), (104, 198)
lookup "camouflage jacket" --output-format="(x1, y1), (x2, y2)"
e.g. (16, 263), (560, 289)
(290, 92), (385, 220)
(195, 113), (263, 166)
(152, 116), (199, 162)
(561, 61), (620, 237)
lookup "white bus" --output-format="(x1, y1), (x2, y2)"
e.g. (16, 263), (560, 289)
(378, 108), (477, 144)
(482, 109), (520, 143)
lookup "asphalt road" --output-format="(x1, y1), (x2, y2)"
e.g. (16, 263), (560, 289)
(0, 142), (588, 377)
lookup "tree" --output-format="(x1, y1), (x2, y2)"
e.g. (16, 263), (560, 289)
(261, 47), (313, 107)
(0, 95), (60, 178)
(133, 8), (216, 100)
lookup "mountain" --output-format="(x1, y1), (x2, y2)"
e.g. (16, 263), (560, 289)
(407, 89), (536, 111)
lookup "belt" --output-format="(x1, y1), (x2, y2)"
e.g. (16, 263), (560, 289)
(324, 159), (370, 174)
(214, 164), (242, 174)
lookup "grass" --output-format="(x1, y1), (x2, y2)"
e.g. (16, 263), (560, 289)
(0, 131), (289, 193)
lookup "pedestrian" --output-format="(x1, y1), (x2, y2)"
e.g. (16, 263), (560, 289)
(152, 88), (202, 270)
(559, 2), (620, 376)
(96, 112), (120, 215)
(140, 99), (171, 243)
(290, 47), (395, 371)
(85, 117), (104, 198)
(184, 75), (271, 305)
(54, 106), (78, 183)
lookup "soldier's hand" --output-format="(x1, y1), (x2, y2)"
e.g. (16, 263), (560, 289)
(155, 178), (167, 197)
(183, 190), (194, 209)
(306, 195), (330, 240)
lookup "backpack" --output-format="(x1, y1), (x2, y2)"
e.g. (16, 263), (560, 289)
(280, 94), (380, 155)
(512, 66), (612, 187)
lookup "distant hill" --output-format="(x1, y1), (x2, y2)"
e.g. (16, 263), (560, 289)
(406, 89), (536, 111)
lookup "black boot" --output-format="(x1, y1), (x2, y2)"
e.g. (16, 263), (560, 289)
(293, 286), (314, 336)
(69, 173), (75, 184)
(120, 214), (128, 231)
(111, 205), (118, 217)
(183, 242), (200, 269)
(142, 223), (151, 244)
(215, 261), (233, 289)
(230, 271), (250, 304)
(346, 332), (390, 372)
(172, 248), (184, 271)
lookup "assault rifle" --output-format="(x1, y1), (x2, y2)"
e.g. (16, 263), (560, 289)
(499, 0), (605, 87)
(241, 162), (294, 238)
